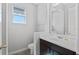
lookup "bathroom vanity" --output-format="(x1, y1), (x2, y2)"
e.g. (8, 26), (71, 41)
(34, 3), (79, 55)
(40, 39), (76, 55)
(34, 32), (77, 55)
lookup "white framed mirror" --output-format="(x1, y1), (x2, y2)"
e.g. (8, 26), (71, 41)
(49, 3), (65, 35)
(67, 4), (77, 36)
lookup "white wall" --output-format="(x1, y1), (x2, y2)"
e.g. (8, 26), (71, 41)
(77, 4), (79, 54)
(0, 3), (6, 55)
(2, 3), (7, 55)
(7, 3), (36, 53)
(0, 3), (2, 44)
(0, 3), (2, 55)
(36, 3), (47, 32)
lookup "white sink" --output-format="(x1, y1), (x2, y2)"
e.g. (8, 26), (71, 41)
(40, 32), (77, 52)
(34, 32), (77, 55)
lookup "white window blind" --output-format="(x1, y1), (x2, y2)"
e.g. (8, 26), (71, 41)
(12, 7), (26, 24)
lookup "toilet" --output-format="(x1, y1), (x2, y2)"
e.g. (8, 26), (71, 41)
(28, 43), (34, 55)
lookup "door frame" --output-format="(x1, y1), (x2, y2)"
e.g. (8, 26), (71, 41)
(2, 3), (8, 55)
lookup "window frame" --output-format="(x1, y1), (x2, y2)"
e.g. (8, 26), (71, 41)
(12, 6), (26, 24)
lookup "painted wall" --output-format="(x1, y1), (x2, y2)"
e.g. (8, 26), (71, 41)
(7, 3), (36, 53)
(77, 4), (79, 54)
(36, 3), (47, 32)
(0, 3), (2, 55)
(2, 3), (7, 55)
(0, 3), (6, 55)
(0, 3), (2, 44)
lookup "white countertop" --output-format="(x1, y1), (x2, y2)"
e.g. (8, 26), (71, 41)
(34, 32), (77, 54)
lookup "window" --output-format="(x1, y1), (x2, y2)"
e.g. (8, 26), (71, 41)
(12, 7), (26, 24)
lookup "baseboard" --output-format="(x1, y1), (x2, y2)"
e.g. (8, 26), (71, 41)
(9, 47), (29, 55)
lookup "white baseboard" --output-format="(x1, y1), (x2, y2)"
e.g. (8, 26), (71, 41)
(9, 47), (29, 55)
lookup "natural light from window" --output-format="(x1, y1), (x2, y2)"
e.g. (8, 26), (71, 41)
(12, 7), (26, 24)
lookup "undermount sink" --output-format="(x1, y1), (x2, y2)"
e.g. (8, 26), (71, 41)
(39, 32), (76, 52)
(34, 32), (77, 55)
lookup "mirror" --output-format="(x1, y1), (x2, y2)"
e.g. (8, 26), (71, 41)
(49, 3), (76, 36)
(67, 4), (76, 35)
(49, 4), (65, 34)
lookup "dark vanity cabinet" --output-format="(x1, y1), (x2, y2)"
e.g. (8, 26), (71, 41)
(40, 39), (76, 55)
